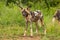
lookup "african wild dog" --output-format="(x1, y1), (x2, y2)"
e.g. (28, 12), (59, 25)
(19, 6), (46, 36)
(52, 9), (60, 23)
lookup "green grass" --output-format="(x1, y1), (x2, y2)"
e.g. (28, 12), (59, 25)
(0, 2), (60, 40)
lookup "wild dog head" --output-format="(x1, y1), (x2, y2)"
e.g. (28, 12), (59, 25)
(52, 9), (60, 23)
(19, 6), (31, 17)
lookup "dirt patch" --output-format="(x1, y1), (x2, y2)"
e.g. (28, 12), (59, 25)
(0, 36), (41, 40)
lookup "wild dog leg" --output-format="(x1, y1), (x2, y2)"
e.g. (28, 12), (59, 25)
(40, 18), (44, 26)
(24, 21), (28, 36)
(35, 22), (39, 34)
(52, 17), (55, 23)
(30, 22), (33, 36)
(40, 18), (46, 35)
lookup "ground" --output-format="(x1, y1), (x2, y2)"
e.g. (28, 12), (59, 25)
(0, 36), (41, 40)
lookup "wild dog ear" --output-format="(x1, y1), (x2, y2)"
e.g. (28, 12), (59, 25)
(19, 5), (23, 10)
(26, 6), (31, 10)
(26, 7), (30, 11)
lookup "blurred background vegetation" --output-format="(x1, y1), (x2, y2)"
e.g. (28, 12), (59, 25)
(0, 0), (60, 40)
(0, 0), (60, 26)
